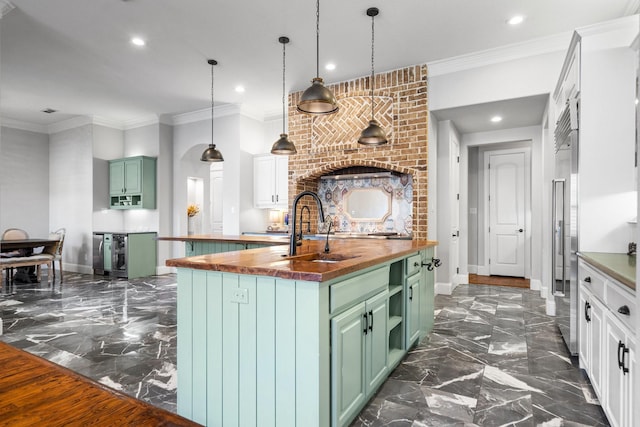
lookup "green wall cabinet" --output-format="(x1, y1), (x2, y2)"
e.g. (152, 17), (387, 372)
(109, 156), (156, 209)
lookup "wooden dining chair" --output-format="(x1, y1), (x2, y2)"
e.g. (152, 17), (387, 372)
(1, 228), (30, 286)
(43, 228), (65, 283)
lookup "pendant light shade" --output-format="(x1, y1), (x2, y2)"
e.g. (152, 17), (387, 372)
(271, 36), (297, 155)
(297, 0), (338, 115)
(201, 59), (224, 162)
(358, 7), (387, 146)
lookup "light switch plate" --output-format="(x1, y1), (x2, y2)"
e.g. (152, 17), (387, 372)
(231, 288), (249, 304)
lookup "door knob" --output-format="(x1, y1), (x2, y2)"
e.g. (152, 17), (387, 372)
(517, 229), (523, 232)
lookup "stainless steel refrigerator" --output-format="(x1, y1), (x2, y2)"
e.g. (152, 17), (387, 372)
(552, 96), (579, 355)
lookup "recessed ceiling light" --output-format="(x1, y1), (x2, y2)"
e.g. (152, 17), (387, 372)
(235, 85), (245, 93)
(507, 15), (524, 25)
(491, 116), (503, 123)
(325, 63), (336, 71)
(130, 37), (145, 47)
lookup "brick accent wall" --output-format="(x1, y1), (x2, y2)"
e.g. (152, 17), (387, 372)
(287, 64), (428, 240)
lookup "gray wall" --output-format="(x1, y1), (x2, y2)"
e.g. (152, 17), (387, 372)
(0, 126), (50, 237)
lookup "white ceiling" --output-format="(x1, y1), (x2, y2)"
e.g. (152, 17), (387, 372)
(0, 0), (637, 131)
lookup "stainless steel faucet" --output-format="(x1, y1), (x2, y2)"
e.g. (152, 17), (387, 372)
(289, 191), (325, 256)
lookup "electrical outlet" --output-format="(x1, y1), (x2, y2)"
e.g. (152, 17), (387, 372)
(231, 288), (248, 304)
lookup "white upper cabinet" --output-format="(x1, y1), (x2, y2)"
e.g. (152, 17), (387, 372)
(253, 154), (288, 209)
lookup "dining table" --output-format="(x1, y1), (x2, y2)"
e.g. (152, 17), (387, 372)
(0, 238), (59, 252)
(1, 238), (60, 290)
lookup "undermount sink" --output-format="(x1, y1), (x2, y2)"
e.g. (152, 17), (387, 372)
(282, 252), (360, 263)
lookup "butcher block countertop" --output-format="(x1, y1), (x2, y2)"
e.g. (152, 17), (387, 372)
(166, 239), (437, 282)
(157, 233), (289, 245)
(0, 341), (200, 427)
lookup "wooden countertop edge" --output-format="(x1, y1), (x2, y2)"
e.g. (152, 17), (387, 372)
(578, 252), (636, 292)
(166, 240), (438, 282)
(157, 234), (289, 245)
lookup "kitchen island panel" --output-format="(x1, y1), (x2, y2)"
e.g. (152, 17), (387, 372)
(177, 269), (331, 426)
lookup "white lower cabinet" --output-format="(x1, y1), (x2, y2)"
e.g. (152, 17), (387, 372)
(578, 286), (604, 397)
(604, 315), (635, 427)
(578, 258), (635, 427)
(331, 289), (388, 427)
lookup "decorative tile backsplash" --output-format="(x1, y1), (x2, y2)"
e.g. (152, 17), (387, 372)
(318, 174), (413, 235)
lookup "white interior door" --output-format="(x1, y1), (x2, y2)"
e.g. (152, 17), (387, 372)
(450, 136), (460, 281)
(210, 168), (223, 233)
(489, 152), (525, 277)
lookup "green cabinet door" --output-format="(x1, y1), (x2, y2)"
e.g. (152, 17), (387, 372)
(365, 290), (389, 393)
(406, 272), (421, 347)
(124, 159), (142, 194)
(109, 161), (125, 195)
(331, 301), (366, 427)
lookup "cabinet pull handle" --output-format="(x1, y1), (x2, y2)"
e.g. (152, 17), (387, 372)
(618, 305), (630, 316)
(409, 285), (413, 301)
(276, 195), (279, 202)
(584, 276), (591, 283)
(272, 195), (274, 203)
(622, 346), (630, 375)
(368, 310), (373, 332)
(585, 301), (591, 322)
(618, 341), (625, 370)
(363, 313), (368, 335)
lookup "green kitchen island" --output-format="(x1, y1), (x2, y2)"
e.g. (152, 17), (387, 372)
(166, 238), (438, 427)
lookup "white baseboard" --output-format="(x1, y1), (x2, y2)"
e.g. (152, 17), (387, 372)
(546, 296), (556, 316)
(530, 279), (541, 291)
(477, 265), (490, 276)
(62, 263), (93, 275)
(468, 265), (478, 274)
(455, 273), (468, 286)
(435, 282), (453, 295)
(156, 266), (174, 275)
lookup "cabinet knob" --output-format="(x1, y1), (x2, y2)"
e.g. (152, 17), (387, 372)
(584, 276), (591, 283)
(414, 262), (420, 267)
(618, 305), (630, 316)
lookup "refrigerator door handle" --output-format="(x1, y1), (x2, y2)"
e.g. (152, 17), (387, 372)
(552, 179), (566, 297)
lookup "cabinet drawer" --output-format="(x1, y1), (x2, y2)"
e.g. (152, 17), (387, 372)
(606, 280), (636, 332)
(330, 266), (390, 315)
(579, 260), (606, 302)
(405, 253), (422, 277)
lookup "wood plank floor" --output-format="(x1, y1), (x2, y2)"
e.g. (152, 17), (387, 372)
(468, 273), (530, 289)
(0, 342), (201, 427)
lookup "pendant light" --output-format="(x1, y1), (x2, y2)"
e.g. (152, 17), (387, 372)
(297, 0), (339, 115)
(271, 37), (297, 155)
(200, 59), (224, 162)
(358, 7), (388, 146)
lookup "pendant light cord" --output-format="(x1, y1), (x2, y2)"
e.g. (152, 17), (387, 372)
(282, 40), (286, 134)
(211, 64), (219, 144)
(370, 11), (375, 121)
(316, 0), (320, 78)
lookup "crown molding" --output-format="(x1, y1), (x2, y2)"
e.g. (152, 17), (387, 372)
(47, 116), (94, 134)
(171, 103), (263, 125)
(0, 117), (47, 133)
(427, 32), (572, 77)
(121, 115), (160, 130)
(575, 14), (639, 39)
(0, 0), (14, 18)
(624, 0), (640, 14)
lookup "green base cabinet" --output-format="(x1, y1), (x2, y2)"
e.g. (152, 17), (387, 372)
(184, 241), (270, 256)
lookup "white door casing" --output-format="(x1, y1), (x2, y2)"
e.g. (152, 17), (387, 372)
(487, 151), (526, 277)
(210, 166), (223, 233)
(450, 136), (460, 282)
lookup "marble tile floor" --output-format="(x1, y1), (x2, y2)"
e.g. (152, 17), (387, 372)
(0, 273), (608, 426)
